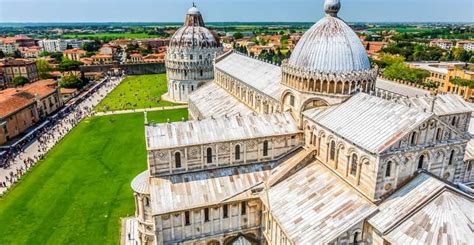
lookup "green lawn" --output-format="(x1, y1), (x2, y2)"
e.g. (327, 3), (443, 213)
(0, 109), (188, 245)
(62, 33), (161, 39)
(95, 74), (176, 112)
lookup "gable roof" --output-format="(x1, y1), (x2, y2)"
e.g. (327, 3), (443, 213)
(215, 51), (282, 101)
(145, 112), (299, 150)
(385, 190), (473, 245)
(188, 82), (254, 119)
(398, 94), (473, 116)
(304, 93), (433, 154)
(368, 173), (448, 233)
(262, 161), (377, 244)
(149, 163), (272, 215)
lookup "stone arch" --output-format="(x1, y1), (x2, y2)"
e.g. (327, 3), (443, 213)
(208, 240), (220, 245)
(343, 81), (350, 94)
(322, 80), (328, 92)
(281, 89), (297, 112)
(300, 97), (329, 112)
(336, 81), (343, 94)
(315, 79), (321, 92)
(329, 81), (335, 93)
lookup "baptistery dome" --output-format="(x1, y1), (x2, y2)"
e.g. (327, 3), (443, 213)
(168, 6), (220, 49)
(281, 0), (377, 97)
(165, 5), (223, 103)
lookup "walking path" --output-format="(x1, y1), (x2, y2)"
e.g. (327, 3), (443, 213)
(0, 76), (124, 195)
(94, 105), (188, 117)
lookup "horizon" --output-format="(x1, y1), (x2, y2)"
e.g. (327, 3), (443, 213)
(0, 0), (473, 23)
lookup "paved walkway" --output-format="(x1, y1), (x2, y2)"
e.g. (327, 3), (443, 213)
(94, 105), (188, 117)
(0, 76), (124, 195)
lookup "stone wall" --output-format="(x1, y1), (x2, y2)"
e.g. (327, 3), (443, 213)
(148, 134), (302, 177)
(156, 199), (261, 244)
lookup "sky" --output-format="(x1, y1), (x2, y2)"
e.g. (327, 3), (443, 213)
(0, 0), (473, 23)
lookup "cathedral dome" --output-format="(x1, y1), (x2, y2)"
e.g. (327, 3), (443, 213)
(288, 0), (370, 74)
(169, 6), (220, 49)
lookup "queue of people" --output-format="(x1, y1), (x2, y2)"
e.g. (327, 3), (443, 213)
(0, 75), (124, 193)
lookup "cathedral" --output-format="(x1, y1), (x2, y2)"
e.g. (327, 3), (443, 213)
(132, 1), (474, 244)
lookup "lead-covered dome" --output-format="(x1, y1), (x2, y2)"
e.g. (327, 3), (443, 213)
(288, 0), (370, 74)
(281, 0), (377, 98)
(169, 6), (220, 49)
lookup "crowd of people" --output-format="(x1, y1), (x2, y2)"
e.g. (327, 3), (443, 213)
(0, 75), (123, 192)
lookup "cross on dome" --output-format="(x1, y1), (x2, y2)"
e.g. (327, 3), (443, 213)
(324, 0), (341, 17)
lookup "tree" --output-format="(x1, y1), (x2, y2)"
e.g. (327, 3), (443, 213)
(13, 50), (22, 58)
(58, 59), (83, 72)
(12, 76), (29, 87)
(59, 75), (86, 89)
(36, 59), (53, 79)
(233, 32), (244, 40)
(83, 40), (101, 52)
(39, 51), (51, 57)
(50, 52), (64, 62)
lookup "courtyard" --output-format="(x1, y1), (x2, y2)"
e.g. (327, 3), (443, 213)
(95, 74), (177, 112)
(0, 109), (188, 244)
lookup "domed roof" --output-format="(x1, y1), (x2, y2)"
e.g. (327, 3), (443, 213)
(288, 0), (371, 74)
(169, 6), (220, 49)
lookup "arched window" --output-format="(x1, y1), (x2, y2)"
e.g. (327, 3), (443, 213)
(235, 145), (241, 160)
(144, 197), (150, 207)
(190, 54), (193, 60)
(353, 231), (360, 244)
(448, 150), (455, 165)
(329, 141), (336, 161)
(289, 95), (295, 106)
(263, 140), (269, 157)
(436, 128), (443, 141)
(206, 147), (213, 164)
(451, 116), (457, 126)
(200, 70), (203, 77)
(175, 152), (181, 168)
(418, 155), (425, 169)
(385, 161), (392, 177)
(410, 132), (418, 146)
(350, 154), (358, 176)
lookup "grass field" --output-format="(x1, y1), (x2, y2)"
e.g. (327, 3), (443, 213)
(95, 74), (176, 112)
(0, 109), (188, 244)
(62, 32), (161, 39)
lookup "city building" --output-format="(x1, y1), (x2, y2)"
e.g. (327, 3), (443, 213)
(0, 79), (62, 145)
(63, 48), (87, 61)
(409, 62), (474, 101)
(130, 1), (474, 244)
(38, 39), (85, 52)
(456, 40), (474, 52)
(363, 41), (388, 56)
(430, 39), (454, 50)
(19, 47), (42, 58)
(129, 53), (144, 63)
(0, 38), (18, 55)
(164, 5), (223, 103)
(143, 53), (165, 63)
(38, 39), (63, 53)
(99, 44), (115, 55)
(0, 58), (39, 88)
(90, 54), (113, 65)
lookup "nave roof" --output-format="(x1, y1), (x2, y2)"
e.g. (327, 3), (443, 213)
(145, 112), (299, 150)
(188, 82), (254, 119)
(304, 93), (432, 154)
(215, 51), (282, 101)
